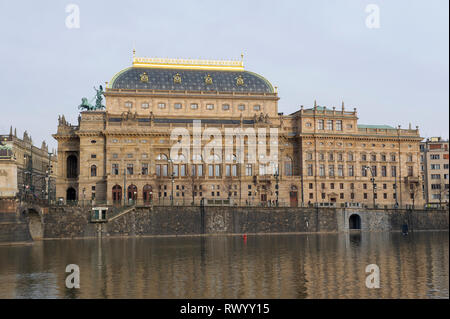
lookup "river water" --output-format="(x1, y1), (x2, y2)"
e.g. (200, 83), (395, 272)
(0, 232), (448, 299)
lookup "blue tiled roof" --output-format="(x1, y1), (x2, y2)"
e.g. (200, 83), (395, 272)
(110, 68), (274, 93)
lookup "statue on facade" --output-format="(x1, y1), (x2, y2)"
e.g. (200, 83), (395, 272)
(93, 85), (105, 110)
(78, 85), (105, 111)
(79, 97), (94, 111)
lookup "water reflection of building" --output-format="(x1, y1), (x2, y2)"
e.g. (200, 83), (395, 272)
(0, 233), (447, 298)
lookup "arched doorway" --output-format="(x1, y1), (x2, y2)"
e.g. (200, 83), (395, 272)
(66, 187), (76, 201)
(66, 155), (78, 178)
(112, 185), (122, 203)
(127, 184), (137, 203)
(290, 185), (298, 207)
(349, 214), (361, 230)
(26, 209), (43, 240)
(143, 185), (153, 205)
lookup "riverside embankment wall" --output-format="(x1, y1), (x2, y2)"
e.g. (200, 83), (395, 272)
(1, 204), (448, 243)
(42, 206), (449, 239)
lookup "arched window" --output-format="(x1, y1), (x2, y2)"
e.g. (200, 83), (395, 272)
(143, 185), (152, 204)
(66, 155), (78, 178)
(127, 184), (137, 201)
(112, 185), (122, 203)
(90, 165), (97, 177)
(156, 153), (168, 176)
(284, 156), (293, 176)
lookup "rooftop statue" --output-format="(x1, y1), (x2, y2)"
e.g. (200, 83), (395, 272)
(78, 85), (105, 111)
(94, 85), (105, 110)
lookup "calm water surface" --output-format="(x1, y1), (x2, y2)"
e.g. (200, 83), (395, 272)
(0, 232), (448, 299)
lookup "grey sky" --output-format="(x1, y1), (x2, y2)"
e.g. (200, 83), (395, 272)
(0, 0), (448, 150)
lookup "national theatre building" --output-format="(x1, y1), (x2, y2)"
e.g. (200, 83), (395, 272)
(53, 54), (423, 208)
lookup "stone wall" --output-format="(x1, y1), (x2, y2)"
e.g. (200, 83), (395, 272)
(0, 212), (32, 244)
(1, 204), (448, 242)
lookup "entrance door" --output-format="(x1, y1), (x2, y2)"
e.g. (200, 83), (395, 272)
(290, 191), (298, 207)
(66, 187), (76, 201)
(261, 194), (267, 202)
(112, 185), (122, 205)
(143, 185), (153, 205)
(127, 184), (137, 203)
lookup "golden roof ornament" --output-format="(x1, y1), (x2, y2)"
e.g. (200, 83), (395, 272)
(173, 73), (182, 84)
(140, 72), (149, 83)
(205, 74), (213, 85)
(236, 75), (244, 86)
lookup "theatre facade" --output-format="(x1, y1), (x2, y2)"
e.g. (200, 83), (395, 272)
(53, 54), (423, 208)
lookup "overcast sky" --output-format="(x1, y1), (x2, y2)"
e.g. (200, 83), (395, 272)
(0, 0), (448, 150)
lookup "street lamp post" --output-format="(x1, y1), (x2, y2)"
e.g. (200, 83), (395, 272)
(394, 172), (399, 208)
(363, 166), (377, 208)
(168, 159), (174, 206)
(274, 171), (279, 207)
(171, 173), (175, 206)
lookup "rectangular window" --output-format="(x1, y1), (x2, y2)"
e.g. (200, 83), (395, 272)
(348, 153), (354, 161)
(391, 154), (396, 162)
(127, 164), (133, 175)
(381, 166), (387, 177)
(206, 104), (214, 110)
(112, 164), (119, 175)
(245, 164), (252, 176)
(329, 165), (335, 177)
(348, 165), (354, 177)
(232, 164), (238, 177)
(338, 165), (344, 177)
(372, 165), (377, 176)
(338, 153), (343, 161)
(190, 103), (198, 109)
(319, 164), (325, 177)
(362, 154), (367, 161)
(156, 164), (161, 177)
(326, 120), (333, 130)
(307, 164), (313, 176)
(197, 164), (203, 177)
(173, 164), (179, 177)
(174, 103), (182, 109)
(391, 166), (397, 177)
(431, 164), (440, 170)
(158, 103), (166, 109)
(431, 174), (440, 179)
(141, 103), (149, 109)
(141, 163), (148, 175)
(253, 105), (261, 111)
(371, 154), (377, 161)
(180, 164), (186, 177)
(238, 104), (245, 111)
(226, 165), (231, 177)
(362, 167), (367, 177)
(381, 154), (386, 161)
(215, 165), (221, 177)
(318, 120), (324, 130)
(208, 165), (214, 177)
(125, 101), (132, 108)
(328, 153), (334, 161)
(222, 104), (230, 110)
(336, 120), (342, 131)
(162, 164), (168, 177)
(407, 166), (413, 177)
(259, 164), (266, 175)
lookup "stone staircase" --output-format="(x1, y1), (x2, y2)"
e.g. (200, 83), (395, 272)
(107, 206), (136, 222)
